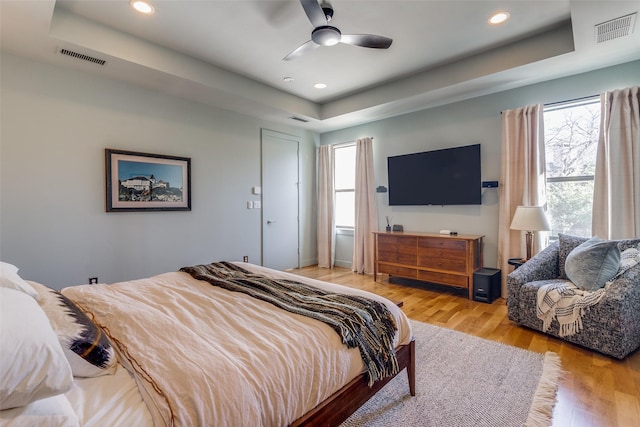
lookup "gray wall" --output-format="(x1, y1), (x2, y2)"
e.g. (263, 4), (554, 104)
(2, 52), (638, 288)
(320, 60), (640, 270)
(0, 53), (318, 288)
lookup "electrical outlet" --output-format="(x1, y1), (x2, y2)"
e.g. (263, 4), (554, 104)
(89, 277), (98, 284)
(243, 256), (248, 262)
(253, 200), (261, 209)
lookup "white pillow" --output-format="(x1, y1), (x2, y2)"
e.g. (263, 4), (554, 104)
(0, 394), (79, 427)
(0, 261), (39, 300)
(0, 288), (74, 410)
(29, 282), (117, 378)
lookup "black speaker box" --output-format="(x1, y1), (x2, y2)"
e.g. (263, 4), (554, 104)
(473, 268), (501, 303)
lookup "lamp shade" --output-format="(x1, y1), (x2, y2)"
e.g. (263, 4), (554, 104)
(510, 206), (551, 232)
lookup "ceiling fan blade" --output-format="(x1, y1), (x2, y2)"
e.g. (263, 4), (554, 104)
(340, 34), (393, 49)
(283, 40), (319, 61)
(300, 0), (327, 28)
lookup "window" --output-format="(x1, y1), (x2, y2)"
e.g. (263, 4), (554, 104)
(544, 98), (600, 240)
(334, 144), (356, 228)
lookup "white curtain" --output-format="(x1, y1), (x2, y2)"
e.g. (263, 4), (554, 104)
(352, 137), (378, 274)
(497, 105), (546, 293)
(317, 145), (335, 268)
(592, 86), (640, 239)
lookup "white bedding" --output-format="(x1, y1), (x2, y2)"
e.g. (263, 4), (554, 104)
(61, 263), (412, 427)
(65, 364), (152, 427)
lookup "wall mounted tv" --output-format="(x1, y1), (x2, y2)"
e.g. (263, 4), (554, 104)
(387, 144), (482, 206)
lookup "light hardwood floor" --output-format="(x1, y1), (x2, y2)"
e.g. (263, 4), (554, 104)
(290, 266), (640, 427)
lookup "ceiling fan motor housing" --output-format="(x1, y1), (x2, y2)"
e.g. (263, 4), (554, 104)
(321, 2), (334, 21)
(312, 25), (341, 46)
(282, 0), (392, 59)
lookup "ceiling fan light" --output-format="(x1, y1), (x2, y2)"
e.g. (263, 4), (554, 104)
(321, 1), (334, 22)
(312, 26), (342, 46)
(489, 11), (510, 25)
(130, 0), (154, 14)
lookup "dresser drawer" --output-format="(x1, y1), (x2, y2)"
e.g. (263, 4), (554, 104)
(378, 250), (417, 264)
(417, 270), (468, 288)
(417, 256), (467, 273)
(378, 263), (417, 279)
(418, 237), (467, 251)
(378, 234), (417, 248)
(377, 235), (417, 264)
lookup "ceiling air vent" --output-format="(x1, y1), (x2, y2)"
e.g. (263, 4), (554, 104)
(58, 48), (107, 66)
(595, 12), (636, 43)
(289, 116), (309, 123)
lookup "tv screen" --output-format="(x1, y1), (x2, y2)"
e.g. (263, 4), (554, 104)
(387, 144), (481, 206)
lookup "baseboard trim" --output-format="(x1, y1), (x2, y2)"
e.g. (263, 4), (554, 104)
(334, 260), (352, 269)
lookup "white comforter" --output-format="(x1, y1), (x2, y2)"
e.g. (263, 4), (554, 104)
(61, 263), (412, 427)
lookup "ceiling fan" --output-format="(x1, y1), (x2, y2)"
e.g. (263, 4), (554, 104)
(283, 0), (393, 61)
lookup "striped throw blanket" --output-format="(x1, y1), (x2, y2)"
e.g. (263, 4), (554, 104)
(536, 280), (606, 337)
(180, 262), (398, 386)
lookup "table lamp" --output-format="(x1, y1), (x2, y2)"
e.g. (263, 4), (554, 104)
(510, 206), (551, 260)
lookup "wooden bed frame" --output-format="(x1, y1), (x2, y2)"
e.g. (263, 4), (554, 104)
(291, 339), (416, 426)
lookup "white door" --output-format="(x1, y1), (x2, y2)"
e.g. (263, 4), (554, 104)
(261, 129), (299, 270)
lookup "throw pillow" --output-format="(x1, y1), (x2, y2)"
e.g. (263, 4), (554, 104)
(0, 262), (39, 300)
(558, 234), (589, 279)
(29, 281), (117, 378)
(565, 237), (620, 291)
(0, 288), (73, 410)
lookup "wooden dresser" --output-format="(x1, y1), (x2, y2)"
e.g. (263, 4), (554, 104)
(373, 231), (484, 299)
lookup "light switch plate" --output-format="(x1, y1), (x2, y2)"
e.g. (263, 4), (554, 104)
(247, 201), (253, 209)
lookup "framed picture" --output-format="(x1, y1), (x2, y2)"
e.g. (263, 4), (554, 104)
(106, 149), (191, 212)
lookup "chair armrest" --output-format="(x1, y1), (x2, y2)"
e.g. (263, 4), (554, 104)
(507, 242), (560, 287)
(506, 242), (560, 324)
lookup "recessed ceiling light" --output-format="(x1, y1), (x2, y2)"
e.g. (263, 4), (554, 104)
(283, 77), (294, 83)
(489, 11), (510, 25)
(130, 0), (154, 14)
(314, 83), (327, 89)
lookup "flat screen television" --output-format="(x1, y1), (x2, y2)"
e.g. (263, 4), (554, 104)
(387, 144), (481, 206)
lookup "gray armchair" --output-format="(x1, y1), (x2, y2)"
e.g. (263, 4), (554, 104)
(507, 236), (640, 359)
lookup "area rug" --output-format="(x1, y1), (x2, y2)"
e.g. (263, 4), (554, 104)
(341, 320), (562, 427)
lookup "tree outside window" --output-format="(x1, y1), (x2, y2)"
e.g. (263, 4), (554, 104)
(544, 99), (600, 240)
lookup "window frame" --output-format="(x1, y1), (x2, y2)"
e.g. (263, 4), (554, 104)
(333, 142), (356, 230)
(543, 96), (600, 241)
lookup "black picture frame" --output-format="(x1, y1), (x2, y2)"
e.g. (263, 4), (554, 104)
(105, 149), (191, 212)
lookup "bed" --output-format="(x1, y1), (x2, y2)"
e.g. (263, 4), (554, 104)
(0, 261), (414, 427)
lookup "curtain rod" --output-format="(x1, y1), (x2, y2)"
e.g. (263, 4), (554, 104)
(333, 137), (374, 147)
(500, 94), (599, 114)
(543, 94), (598, 108)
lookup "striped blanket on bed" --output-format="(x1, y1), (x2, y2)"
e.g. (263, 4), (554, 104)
(180, 261), (398, 386)
(536, 280), (606, 337)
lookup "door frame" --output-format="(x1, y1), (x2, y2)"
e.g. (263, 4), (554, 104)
(260, 128), (300, 269)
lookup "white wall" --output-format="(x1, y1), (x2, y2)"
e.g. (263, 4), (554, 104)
(320, 60), (640, 270)
(0, 53), (318, 288)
